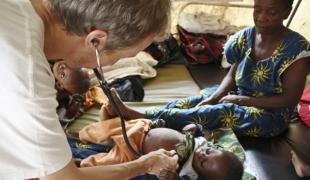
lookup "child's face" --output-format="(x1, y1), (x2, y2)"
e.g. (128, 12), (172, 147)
(53, 61), (90, 94)
(192, 146), (231, 179)
(53, 61), (74, 92)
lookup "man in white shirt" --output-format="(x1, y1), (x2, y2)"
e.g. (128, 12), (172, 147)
(0, 0), (177, 179)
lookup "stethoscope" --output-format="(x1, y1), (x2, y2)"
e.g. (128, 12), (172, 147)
(91, 38), (141, 157)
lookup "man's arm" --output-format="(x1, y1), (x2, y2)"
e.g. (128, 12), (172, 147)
(41, 149), (178, 180)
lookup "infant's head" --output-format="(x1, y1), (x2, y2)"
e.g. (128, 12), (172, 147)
(53, 61), (90, 94)
(193, 146), (243, 180)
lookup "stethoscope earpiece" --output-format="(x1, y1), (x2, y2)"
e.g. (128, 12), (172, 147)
(91, 38), (100, 47)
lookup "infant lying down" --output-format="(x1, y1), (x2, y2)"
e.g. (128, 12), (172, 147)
(78, 106), (244, 180)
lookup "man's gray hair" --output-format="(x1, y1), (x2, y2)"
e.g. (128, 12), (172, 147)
(50, 0), (171, 49)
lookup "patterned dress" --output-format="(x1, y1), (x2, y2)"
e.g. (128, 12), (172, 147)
(146, 26), (310, 138)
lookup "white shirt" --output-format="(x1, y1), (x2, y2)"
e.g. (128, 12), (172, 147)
(0, 0), (72, 179)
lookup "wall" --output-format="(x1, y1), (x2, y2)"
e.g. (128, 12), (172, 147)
(289, 0), (310, 39)
(225, 0), (310, 39)
(171, 0), (310, 39)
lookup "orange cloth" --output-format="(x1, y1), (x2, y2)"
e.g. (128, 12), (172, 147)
(83, 86), (109, 110)
(79, 118), (152, 167)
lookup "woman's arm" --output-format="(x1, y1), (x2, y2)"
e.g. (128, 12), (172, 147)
(197, 63), (237, 106)
(220, 58), (308, 108)
(41, 149), (178, 180)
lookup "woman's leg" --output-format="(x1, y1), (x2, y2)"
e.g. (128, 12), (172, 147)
(103, 86), (218, 120)
(147, 103), (242, 132)
(102, 89), (146, 120)
(147, 103), (287, 138)
(104, 88), (287, 138)
(103, 89), (206, 120)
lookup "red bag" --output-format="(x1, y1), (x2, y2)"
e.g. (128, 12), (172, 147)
(299, 85), (310, 127)
(177, 25), (225, 64)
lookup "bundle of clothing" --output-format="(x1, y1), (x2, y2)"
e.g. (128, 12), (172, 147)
(178, 11), (240, 36)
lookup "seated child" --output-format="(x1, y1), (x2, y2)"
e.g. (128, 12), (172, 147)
(51, 60), (91, 126)
(290, 84), (310, 178)
(78, 106), (244, 180)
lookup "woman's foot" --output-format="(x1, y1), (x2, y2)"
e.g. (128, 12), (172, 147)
(102, 88), (145, 120)
(291, 150), (310, 177)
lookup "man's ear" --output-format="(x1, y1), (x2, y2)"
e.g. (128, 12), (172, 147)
(85, 30), (108, 50)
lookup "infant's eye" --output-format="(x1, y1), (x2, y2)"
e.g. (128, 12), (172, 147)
(206, 148), (211, 154)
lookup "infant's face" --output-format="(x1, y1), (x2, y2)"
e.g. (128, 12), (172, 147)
(192, 146), (230, 179)
(53, 61), (90, 94)
(53, 64), (75, 92)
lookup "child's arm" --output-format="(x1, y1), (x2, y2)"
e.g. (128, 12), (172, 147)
(182, 124), (205, 137)
(159, 169), (192, 180)
(159, 169), (180, 180)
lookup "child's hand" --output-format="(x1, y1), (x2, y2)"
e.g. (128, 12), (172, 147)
(182, 124), (205, 137)
(182, 124), (197, 135)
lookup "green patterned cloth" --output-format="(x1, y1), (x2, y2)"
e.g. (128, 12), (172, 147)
(175, 133), (195, 168)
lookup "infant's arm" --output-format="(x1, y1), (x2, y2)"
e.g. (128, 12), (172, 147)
(182, 124), (204, 137)
(159, 169), (179, 180)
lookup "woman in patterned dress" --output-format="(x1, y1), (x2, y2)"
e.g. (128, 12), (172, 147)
(104, 0), (309, 138)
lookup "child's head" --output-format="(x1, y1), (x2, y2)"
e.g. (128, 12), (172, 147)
(193, 146), (244, 180)
(53, 61), (91, 94)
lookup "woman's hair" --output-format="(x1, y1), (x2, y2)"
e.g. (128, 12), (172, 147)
(284, 0), (294, 8)
(49, 0), (171, 50)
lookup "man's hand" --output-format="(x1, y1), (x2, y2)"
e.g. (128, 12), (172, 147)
(140, 149), (178, 177)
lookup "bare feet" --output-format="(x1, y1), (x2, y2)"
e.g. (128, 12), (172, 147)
(101, 88), (145, 120)
(291, 150), (310, 177)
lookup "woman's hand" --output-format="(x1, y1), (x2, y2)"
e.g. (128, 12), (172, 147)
(196, 97), (219, 107)
(141, 149), (178, 177)
(219, 95), (250, 105)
